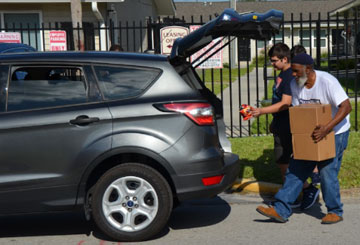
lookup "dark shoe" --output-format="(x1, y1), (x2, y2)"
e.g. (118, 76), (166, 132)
(321, 213), (343, 224)
(301, 184), (320, 210)
(311, 172), (321, 186)
(290, 199), (301, 209)
(256, 206), (287, 223)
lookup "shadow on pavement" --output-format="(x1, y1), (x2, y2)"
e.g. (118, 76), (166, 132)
(293, 202), (325, 220)
(168, 196), (231, 230)
(0, 211), (92, 238)
(0, 196), (231, 241)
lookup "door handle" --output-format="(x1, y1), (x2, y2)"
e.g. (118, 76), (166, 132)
(70, 115), (100, 126)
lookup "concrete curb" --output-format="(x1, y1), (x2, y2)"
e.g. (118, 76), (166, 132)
(231, 178), (360, 200)
(231, 178), (281, 195)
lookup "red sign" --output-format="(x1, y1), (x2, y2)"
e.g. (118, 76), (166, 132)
(49, 31), (67, 51)
(190, 25), (223, 69)
(0, 32), (21, 43)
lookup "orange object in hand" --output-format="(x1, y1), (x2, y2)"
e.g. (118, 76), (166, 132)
(240, 104), (253, 121)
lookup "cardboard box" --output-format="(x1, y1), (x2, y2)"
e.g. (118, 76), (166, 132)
(289, 104), (335, 161)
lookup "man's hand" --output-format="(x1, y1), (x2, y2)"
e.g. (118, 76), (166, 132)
(312, 124), (329, 143)
(312, 99), (352, 143)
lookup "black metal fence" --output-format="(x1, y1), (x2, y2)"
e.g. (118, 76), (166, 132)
(1, 12), (358, 137)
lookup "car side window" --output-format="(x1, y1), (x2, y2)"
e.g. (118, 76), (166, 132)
(94, 65), (160, 100)
(7, 66), (88, 112)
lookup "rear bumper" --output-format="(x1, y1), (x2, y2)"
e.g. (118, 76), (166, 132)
(173, 152), (240, 201)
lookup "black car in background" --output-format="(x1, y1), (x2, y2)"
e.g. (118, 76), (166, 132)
(0, 9), (282, 242)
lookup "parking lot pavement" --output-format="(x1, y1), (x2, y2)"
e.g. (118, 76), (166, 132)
(0, 191), (359, 245)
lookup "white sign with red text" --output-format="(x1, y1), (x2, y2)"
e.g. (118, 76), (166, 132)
(160, 26), (189, 55)
(49, 31), (67, 51)
(0, 32), (21, 43)
(190, 25), (223, 69)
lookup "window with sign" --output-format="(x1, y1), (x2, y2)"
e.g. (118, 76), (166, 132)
(3, 13), (41, 50)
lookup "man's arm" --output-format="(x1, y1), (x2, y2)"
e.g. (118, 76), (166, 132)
(312, 99), (352, 142)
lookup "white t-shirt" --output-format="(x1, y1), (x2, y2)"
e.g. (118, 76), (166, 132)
(290, 70), (350, 134)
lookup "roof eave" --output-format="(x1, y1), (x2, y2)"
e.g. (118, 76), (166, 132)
(329, 0), (359, 16)
(154, 0), (176, 16)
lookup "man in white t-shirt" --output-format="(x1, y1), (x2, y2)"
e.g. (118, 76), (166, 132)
(256, 53), (352, 225)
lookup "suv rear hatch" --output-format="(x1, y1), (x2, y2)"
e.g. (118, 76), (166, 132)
(169, 8), (283, 151)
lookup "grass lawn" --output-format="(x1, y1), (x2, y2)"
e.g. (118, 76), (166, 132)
(230, 131), (360, 189)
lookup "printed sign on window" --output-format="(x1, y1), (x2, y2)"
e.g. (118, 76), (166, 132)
(0, 32), (21, 43)
(49, 31), (67, 51)
(190, 25), (223, 69)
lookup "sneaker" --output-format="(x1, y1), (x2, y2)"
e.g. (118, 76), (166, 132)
(290, 199), (301, 209)
(256, 205), (287, 223)
(311, 172), (321, 185)
(301, 184), (320, 210)
(321, 213), (343, 224)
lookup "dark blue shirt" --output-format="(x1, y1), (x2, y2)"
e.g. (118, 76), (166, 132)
(271, 68), (293, 133)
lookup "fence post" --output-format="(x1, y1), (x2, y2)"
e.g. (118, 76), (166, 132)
(154, 17), (161, 54)
(355, 9), (358, 132)
(316, 15), (321, 69)
(146, 17), (153, 51)
(109, 20), (114, 45)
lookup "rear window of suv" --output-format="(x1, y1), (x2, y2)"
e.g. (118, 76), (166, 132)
(94, 65), (160, 101)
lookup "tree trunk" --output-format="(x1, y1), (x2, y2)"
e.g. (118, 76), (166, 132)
(70, 0), (84, 51)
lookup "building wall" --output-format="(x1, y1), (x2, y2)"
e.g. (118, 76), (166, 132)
(97, 0), (170, 52)
(0, 3), (105, 23)
(0, 1), (157, 53)
(108, 0), (158, 52)
(110, 0), (157, 23)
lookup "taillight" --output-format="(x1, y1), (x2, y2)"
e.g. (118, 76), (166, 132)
(202, 175), (224, 186)
(162, 103), (214, 126)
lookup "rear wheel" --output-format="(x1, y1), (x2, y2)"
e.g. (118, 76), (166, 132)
(91, 163), (173, 241)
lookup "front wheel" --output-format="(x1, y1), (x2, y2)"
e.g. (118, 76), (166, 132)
(91, 163), (173, 241)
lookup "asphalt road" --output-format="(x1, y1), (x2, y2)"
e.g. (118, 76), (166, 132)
(0, 193), (359, 245)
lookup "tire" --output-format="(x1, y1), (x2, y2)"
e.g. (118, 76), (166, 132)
(91, 163), (173, 242)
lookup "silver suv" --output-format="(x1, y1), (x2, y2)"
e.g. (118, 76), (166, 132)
(0, 9), (282, 241)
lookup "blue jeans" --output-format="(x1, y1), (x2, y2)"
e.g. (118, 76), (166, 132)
(273, 130), (349, 220)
